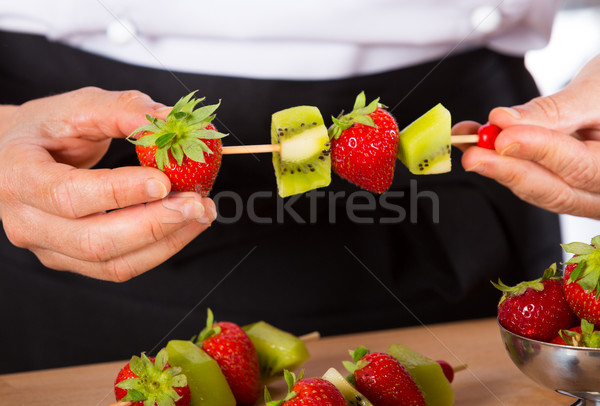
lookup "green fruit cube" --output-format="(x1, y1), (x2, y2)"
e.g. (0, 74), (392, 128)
(387, 344), (454, 406)
(166, 340), (235, 406)
(397, 103), (452, 175)
(271, 105), (331, 197)
(243, 321), (310, 378)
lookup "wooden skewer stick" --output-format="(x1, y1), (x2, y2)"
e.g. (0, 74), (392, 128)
(299, 331), (321, 343)
(222, 144), (281, 154)
(221, 135), (480, 155)
(450, 135), (479, 144)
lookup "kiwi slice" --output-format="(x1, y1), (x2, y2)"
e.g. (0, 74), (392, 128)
(166, 340), (236, 406)
(271, 106), (331, 197)
(397, 103), (452, 175)
(322, 367), (374, 406)
(387, 344), (454, 406)
(243, 321), (310, 379)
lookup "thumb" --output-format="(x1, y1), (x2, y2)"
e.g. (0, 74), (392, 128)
(489, 55), (600, 134)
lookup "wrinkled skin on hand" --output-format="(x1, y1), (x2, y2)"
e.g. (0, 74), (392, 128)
(455, 55), (600, 219)
(0, 87), (216, 281)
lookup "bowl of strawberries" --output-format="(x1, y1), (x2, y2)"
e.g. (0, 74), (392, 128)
(496, 236), (600, 406)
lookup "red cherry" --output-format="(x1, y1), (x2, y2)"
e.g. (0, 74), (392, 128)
(437, 360), (454, 383)
(477, 123), (502, 149)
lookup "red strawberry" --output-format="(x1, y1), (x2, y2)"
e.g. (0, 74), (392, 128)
(195, 309), (261, 405)
(562, 236), (600, 326)
(114, 348), (190, 406)
(329, 92), (399, 193)
(265, 370), (347, 406)
(128, 91), (227, 196)
(551, 318), (600, 347)
(344, 346), (425, 406)
(493, 263), (577, 342)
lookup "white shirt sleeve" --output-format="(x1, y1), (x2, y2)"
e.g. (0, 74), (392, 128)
(0, 0), (562, 80)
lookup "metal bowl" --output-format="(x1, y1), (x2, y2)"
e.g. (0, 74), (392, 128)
(499, 321), (600, 406)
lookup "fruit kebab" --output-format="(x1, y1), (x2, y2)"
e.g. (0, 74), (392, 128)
(220, 93), (495, 198)
(128, 91), (497, 199)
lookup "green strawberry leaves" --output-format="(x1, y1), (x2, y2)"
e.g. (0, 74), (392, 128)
(196, 308), (223, 343)
(127, 90), (228, 170)
(116, 348), (187, 406)
(343, 346), (371, 385)
(563, 235), (600, 299)
(557, 319), (600, 348)
(491, 263), (559, 306)
(328, 91), (380, 140)
(264, 369), (303, 406)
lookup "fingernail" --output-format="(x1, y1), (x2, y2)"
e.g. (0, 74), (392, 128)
(146, 178), (168, 199)
(500, 107), (521, 119)
(182, 200), (206, 221)
(465, 161), (486, 173)
(501, 143), (520, 156)
(153, 105), (172, 116)
(198, 202), (217, 224)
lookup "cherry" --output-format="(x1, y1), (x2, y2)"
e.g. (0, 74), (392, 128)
(436, 360), (455, 382)
(476, 123), (502, 149)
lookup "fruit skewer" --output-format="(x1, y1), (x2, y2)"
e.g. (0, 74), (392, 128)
(108, 330), (319, 406)
(221, 134), (479, 155)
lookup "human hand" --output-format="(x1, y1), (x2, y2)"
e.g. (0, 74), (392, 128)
(0, 87), (217, 281)
(457, 55), (600, 219)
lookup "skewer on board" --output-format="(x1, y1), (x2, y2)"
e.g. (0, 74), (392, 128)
(107, 331), (321, 406)
(221, 135), (479, 155)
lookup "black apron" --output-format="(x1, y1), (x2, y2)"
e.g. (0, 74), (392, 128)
(0, 31), (561, 373)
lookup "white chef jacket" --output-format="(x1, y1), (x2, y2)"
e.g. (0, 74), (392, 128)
(0, 0), (561, 79)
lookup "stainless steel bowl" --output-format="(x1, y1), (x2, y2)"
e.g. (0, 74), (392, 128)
(499, 321), (600, 406)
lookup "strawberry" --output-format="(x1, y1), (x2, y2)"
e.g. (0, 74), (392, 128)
(329, 92), (399, 193)
(550, 319), (600, 347)
(114, 348), (190, 406)
(265, 370), (347, 406)
(344, 346), (425, 406)
(195, 309), (261, 405)
(493, 263), (577, 342)
(128, 91), (227, 196)
(562, 236), (600, 326)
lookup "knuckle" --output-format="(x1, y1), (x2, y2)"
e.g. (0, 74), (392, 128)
(498, 167), (524, 187)
(163, 231), (185, 255)
(539, 188), (568, 212)
(3, 219), (29, 248)
(106, 258), (138, 283)
(76, 86), (103, 99)
(51, 171), (80, 218)
(94, 169), (124, 209)
(529, 96), (562, 128)
(34, 250), (67, 272)
(566, 164), (597, 188)
(78, 227), (112, 262)
(147, 217), (167, 243)
(116, 89), (152, 109)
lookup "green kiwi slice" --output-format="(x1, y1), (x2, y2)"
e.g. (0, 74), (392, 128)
(322, 367), (374, 406)
(387, 344), (454, 406)
(166, 340), (236, 406)
(271, 106), (331, 197)
(397, 103), (452, 175)
(243, 321), (310, 379)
